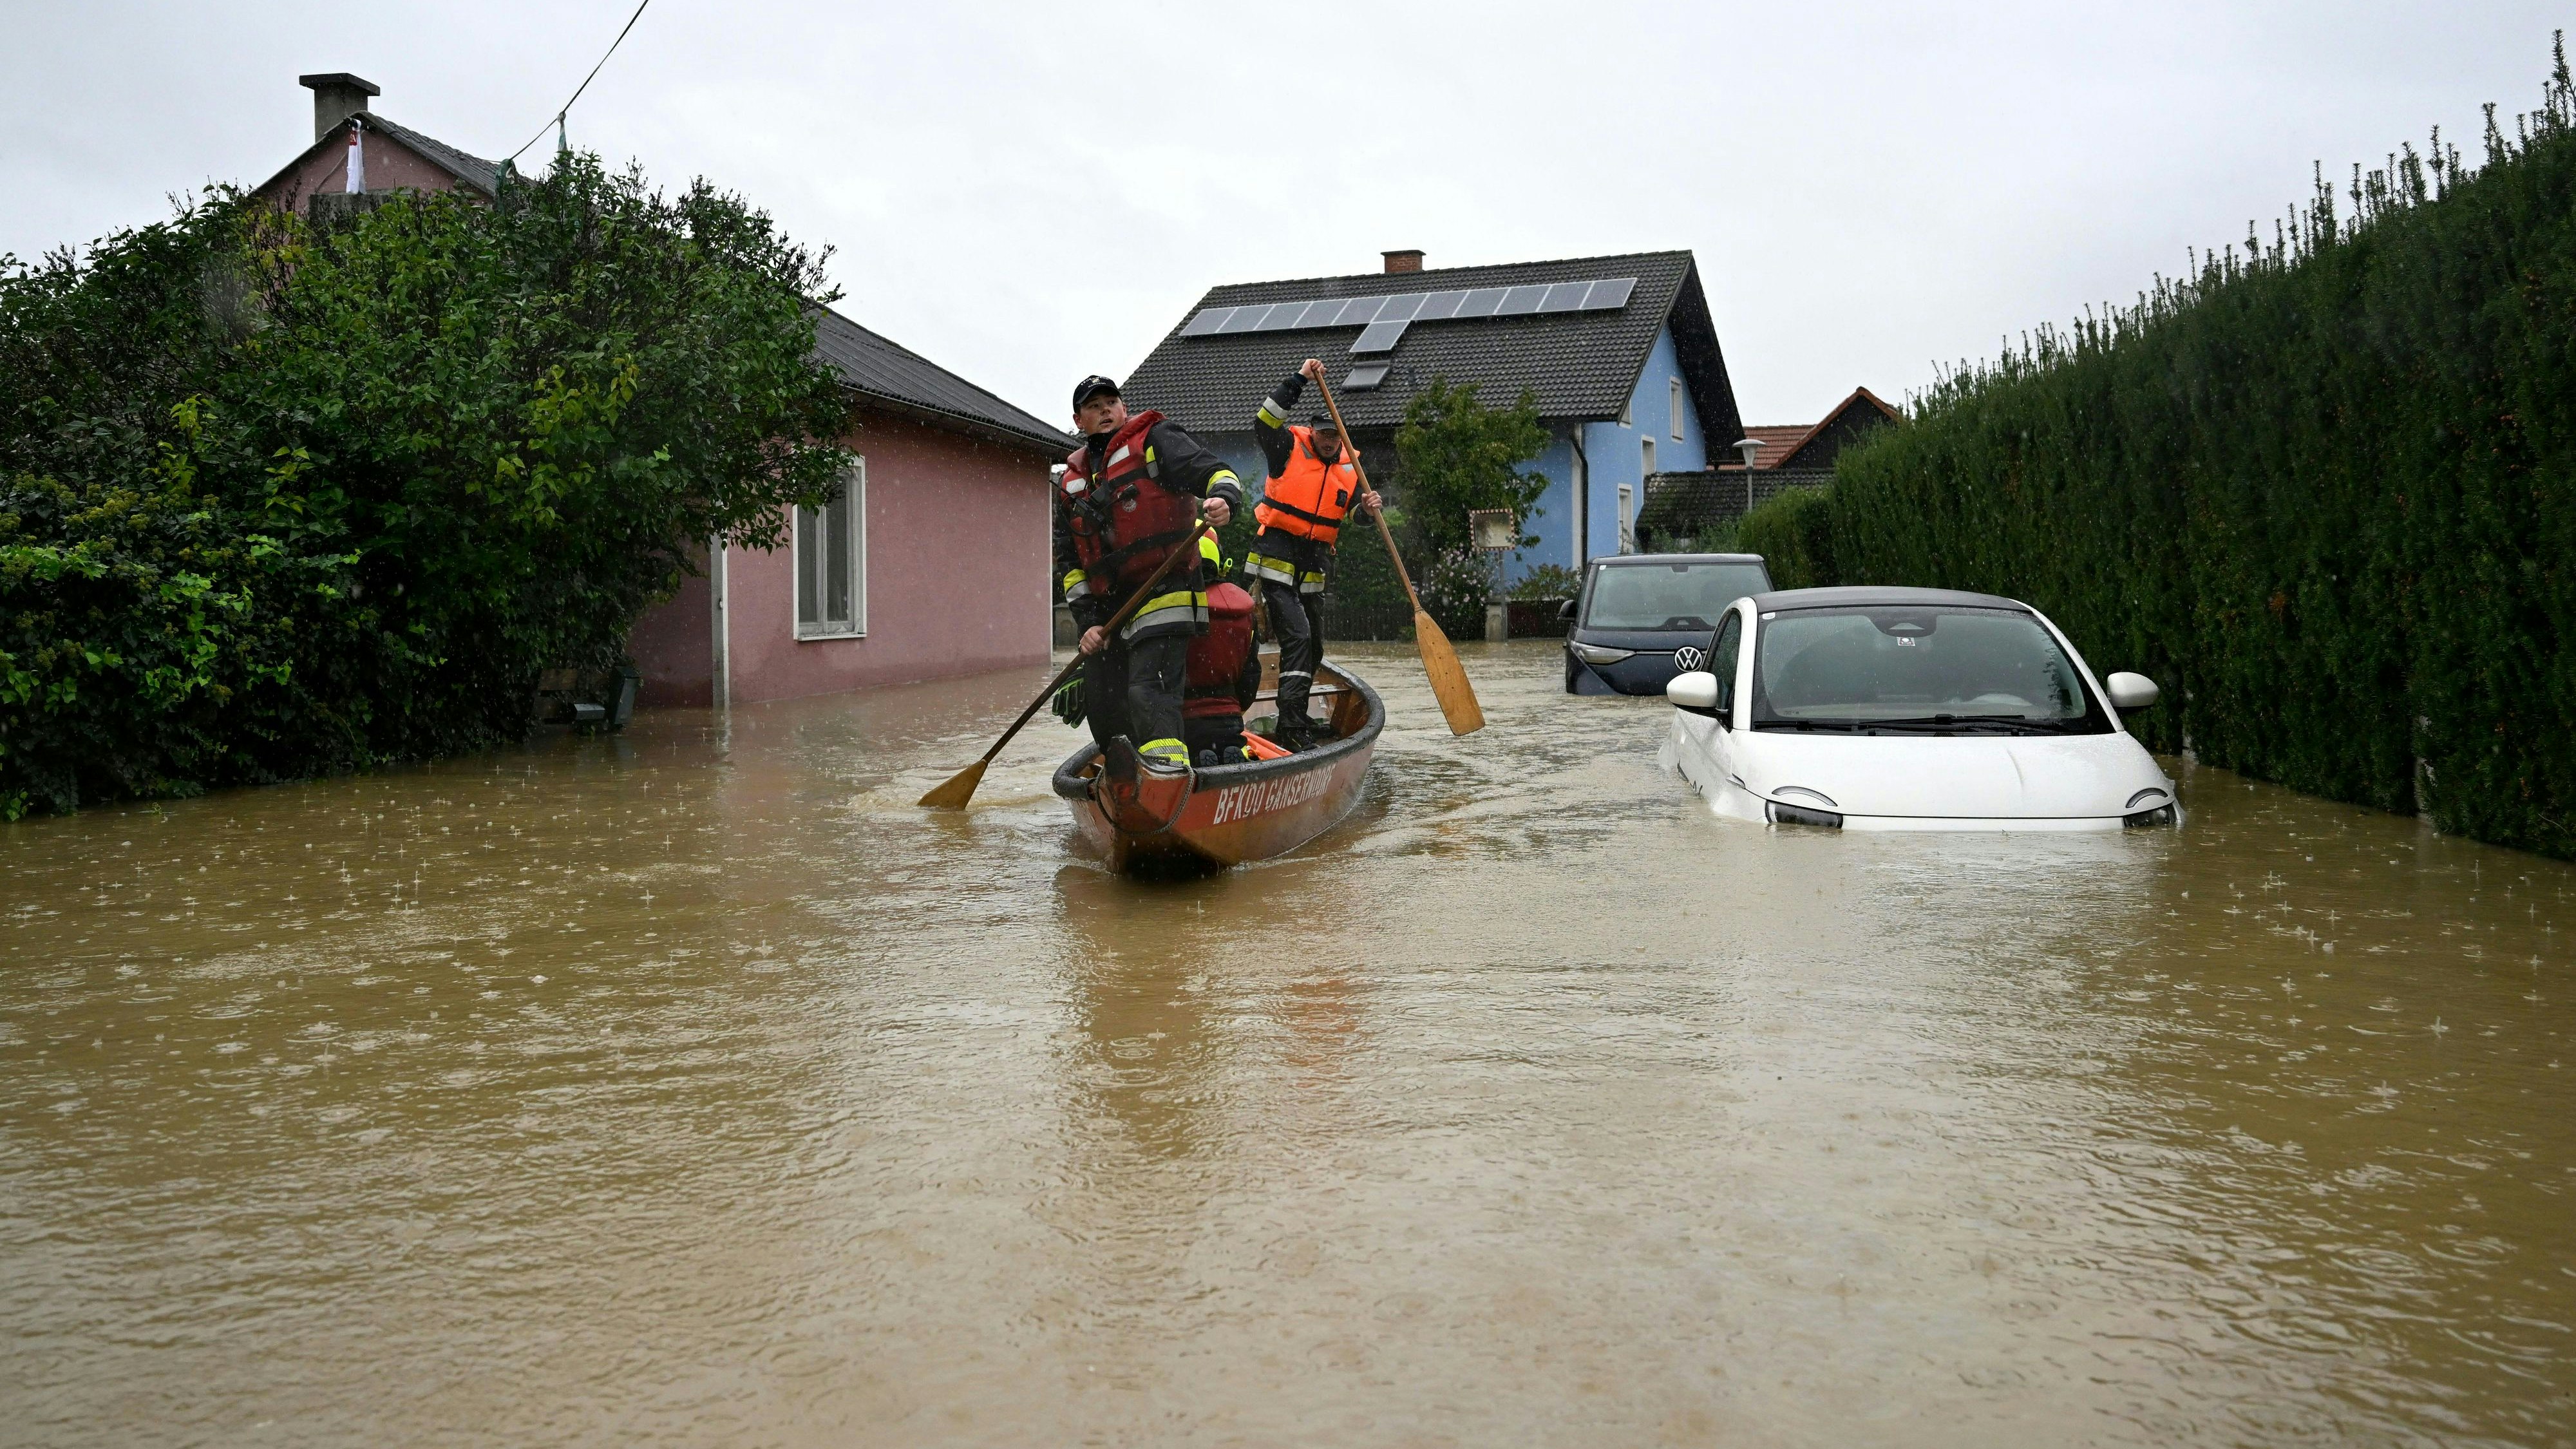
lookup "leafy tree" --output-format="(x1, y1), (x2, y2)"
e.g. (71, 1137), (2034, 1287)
(1390, 377), (1551, 556)
(0, 155), (851, 817)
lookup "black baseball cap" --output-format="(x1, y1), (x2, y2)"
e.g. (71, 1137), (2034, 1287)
(1307, 412), (1340, 433)
(1072, 374), (1121, 411)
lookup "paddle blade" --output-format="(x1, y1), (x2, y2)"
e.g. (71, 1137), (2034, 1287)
(1411, 610), (1486, 735)
(917, 759), (989, 810)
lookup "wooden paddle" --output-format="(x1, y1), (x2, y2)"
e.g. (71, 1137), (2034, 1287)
(1307, 372), (1486, 735)
(918, 513), (1215, 809)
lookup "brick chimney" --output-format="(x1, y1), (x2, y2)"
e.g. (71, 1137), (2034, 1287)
(299, 73), (381, 142)
(1382, 249), (1424, 274)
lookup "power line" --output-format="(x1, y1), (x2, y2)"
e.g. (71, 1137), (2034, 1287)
(503, 0), (654, 167)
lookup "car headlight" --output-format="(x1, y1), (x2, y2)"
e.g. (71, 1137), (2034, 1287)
(1571, 642), (1634, 666)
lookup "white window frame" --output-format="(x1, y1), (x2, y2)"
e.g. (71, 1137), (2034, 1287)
(1617, 482), (1636, 554)
(1641, 437), (1656, 478)
(1670, 377), (1685, 440)
(792, 458), (866, 640)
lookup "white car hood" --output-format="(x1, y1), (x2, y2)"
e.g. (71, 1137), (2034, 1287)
(1728, 729), (2168, 819)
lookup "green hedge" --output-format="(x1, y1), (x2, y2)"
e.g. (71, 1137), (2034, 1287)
(1736, 486), (1836, 591)
(1823, 53), (2576, 855)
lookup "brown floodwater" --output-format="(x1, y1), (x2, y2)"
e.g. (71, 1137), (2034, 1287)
(3, 640), (2571, 1447)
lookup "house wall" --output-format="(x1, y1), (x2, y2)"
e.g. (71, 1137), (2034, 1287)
(1517, 325), (1708, 578)
(626, 408), (1055, 708)
(256, 129), (463, 209)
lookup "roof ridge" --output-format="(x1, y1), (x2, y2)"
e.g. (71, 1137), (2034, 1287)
(1194, 249), (1693, 298)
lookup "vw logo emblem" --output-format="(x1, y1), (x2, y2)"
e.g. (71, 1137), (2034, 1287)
(1672, 645), (1705, 671)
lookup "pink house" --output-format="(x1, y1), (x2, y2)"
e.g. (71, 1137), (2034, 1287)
(255, 73), (1067, 707)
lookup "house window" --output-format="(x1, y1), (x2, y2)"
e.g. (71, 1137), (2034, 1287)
(1618, 483), (1636, 554)
(795, 459), (865, 639)
(1641, 437), (1656, 478)
(1670, 378), (1685, 440)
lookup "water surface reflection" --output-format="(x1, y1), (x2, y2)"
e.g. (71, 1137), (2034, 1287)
(3, 642), (2570, 1446)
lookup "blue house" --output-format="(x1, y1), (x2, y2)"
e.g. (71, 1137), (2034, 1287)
(1118, 250), (1743, 583)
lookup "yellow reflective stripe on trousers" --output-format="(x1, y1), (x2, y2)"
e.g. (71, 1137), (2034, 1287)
(1245, 551), (1298, 584)
(1119, 589), (1209, 638)
(1138, 737), (1189, 764)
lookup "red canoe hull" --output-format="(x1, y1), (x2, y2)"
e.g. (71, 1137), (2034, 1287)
(1054, 661), (1384, 872)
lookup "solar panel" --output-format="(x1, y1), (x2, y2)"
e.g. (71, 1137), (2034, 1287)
(1414, 290), (1468, 321)
(1350, 318), (1409, 354)
(1342, 362), (1392, 390)
(1183, 275), (1638, 345)
(1580, 277), (1636, 309)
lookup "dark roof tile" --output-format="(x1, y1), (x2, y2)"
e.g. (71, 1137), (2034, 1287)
(812, 307), (1072, 457)
(1120, 250), (1741, 442)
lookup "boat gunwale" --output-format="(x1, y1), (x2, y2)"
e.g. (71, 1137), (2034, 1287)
(1049, 660), (1385, 802)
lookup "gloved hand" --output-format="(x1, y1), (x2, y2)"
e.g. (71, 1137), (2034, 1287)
(1050, 677), (1088, 729)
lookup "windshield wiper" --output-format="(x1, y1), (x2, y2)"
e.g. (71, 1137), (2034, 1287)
(1753, 718), (1861, 732)
(1862, 714), (2076, 735)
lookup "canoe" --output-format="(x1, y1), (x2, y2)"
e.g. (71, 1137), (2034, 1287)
(1052, 658), (1384, 872)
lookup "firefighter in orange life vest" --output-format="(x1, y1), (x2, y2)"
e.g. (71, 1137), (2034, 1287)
(1248, 358), (1381, 748)
(1056, 374), (1244, 782)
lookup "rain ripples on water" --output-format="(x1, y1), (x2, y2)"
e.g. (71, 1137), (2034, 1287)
(3, 642), (2570, 1446)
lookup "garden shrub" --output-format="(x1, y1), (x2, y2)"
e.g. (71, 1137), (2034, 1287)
(1736, 486), (1835, 591)
(0, 156), (851, 817)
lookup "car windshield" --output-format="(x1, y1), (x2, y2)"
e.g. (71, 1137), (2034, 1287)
(1582, 561), (1770, 632)
(1750, 605), (2108, 732)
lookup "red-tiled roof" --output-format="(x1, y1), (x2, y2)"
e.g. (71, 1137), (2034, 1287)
(1717, 388), (1903, 470)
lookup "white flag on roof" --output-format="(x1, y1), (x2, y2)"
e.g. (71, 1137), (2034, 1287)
(345, 120), (365, 194)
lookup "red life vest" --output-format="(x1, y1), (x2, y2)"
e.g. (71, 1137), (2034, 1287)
(1254, 426), (1360, 545)
(1062, 410), (1202, 596)
(1183, 581), (1255, 720)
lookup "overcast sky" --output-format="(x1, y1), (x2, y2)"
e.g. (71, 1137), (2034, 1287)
(5, 1), (2566, 427)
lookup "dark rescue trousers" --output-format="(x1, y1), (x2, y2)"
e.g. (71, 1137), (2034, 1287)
(1083, 632), (1189, 761)
(1260, 578), (1325, 735)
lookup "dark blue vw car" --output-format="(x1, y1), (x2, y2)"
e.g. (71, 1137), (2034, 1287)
(1562, 553), (1773, 695)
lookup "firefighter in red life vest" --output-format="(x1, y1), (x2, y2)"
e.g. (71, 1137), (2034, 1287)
(1248, 357), (1381, 748)
(1057, 374), (1244, 782)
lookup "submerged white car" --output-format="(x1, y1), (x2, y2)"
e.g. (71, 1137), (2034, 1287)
(1660, 586), (2180, 831)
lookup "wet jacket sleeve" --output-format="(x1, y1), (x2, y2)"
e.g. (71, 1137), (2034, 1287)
(1145, 419), (1244, 520)
(1054, 482), (1112, 630)
(1255, 372), (1306, 478)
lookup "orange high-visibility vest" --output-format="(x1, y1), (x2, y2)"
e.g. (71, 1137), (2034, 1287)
(1253, 427), (1359, 545)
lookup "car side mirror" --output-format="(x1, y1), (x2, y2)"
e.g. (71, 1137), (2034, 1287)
(1666, 670), (1721, 717)
(1557, 598), (1577, 622)
(2105, 672), (2160, 710)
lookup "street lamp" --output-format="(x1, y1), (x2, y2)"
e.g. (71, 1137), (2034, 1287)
(1733, 437), (1765, 469)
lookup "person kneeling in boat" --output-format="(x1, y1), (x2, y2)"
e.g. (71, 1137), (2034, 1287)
(1057, 373), (1243, 797)
(1184, 540), (1265, 766)
(1249, 358), (1380, 750)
